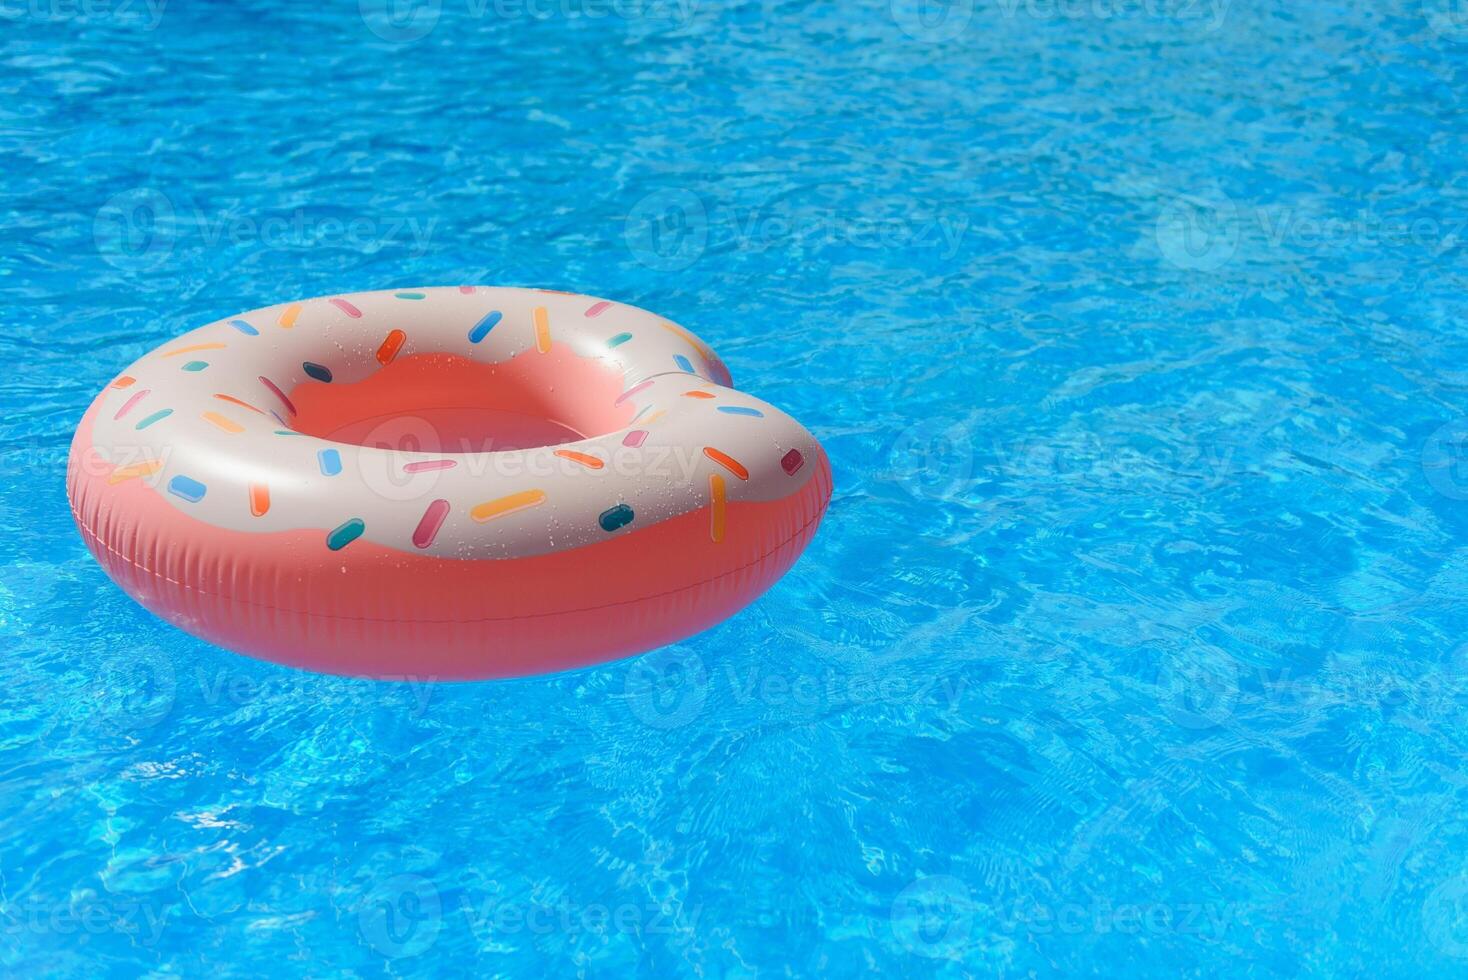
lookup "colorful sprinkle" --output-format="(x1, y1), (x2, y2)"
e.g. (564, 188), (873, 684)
(326, 518), (365, 551)
(318, 448), (342, 476)
(471, 489), (546, 523)
(377, 329), (407, 365)
(163, 343), (226, 358)
(249, 483), (270, 517)
(615, 380), (653, 405)
(673, 354), (694, 373)
(403, 459), (457, 474)
(273, 430), (302, 436)
(228, 319), (259, 336)
(107, 459), (163, 485)
(278, 304), (302, 328)
(167, 475), (206, 503)
(468, 310), (502, 343)
(110, 376), (136, 389)
(214, 393), (266, 415)
(135, 408), (172, 430)
(703, 447), (749, 481)
(598, 503), (635, 533)
(709, 473), (726, 543)
(182, 360), (208, 372)
(781, 449), (805, 475)
(623, 430), (648, 448)
(259, 376), (297, 415)
(114, 390), (149, 420)
(459, 285), (475, 294)
(683, 391), (716, 399)
(303, 362), (333, 383)
(412, 499), (450, 549)
(533, 306), (551, 354)
(395, 291), (426, 300)
(717, 405), (764, 417)
(554, 449), (605, 470)
(585, 301), (612, 317)
(608, 332), (633, 348)
(330, 298), (362, 318)
(202, 411), (243, 434)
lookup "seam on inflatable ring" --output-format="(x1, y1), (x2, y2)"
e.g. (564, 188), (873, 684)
(68, 483), (830, 626)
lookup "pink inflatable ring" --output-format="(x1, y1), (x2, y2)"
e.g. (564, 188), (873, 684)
(67, 287), (831, 680)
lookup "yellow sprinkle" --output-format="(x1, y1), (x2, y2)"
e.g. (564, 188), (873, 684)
(161, 343), (227, 358)
(108, 459), (164, 485)
(278, 303), (302, 328)
(533, 306), (551, 353)
(709, 473), (726, 543)
(202, 411), (244, 433)
(471, 489), (546, 523)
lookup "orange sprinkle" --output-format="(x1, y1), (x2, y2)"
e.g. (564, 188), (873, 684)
(202, 411), (243, 434)
(471, 489), (547, 523)
(533, 306), (551, 353)
(709, 473), (726, 543)
(110, 376), (136, 389)
(553, 449), (605, 470)
(377, 328), (407, 365)
(107, 458), (163, 485)
(278, 303), (302, 328)
(249, 483), (270, 517)
(683, 391), (715, 399)
(703, 447), (749, 480)
(162, 342), (227, 358)
(213, 393), (267, 415)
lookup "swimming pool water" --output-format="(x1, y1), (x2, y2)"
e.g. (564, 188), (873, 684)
(5, 0), (1468, 974)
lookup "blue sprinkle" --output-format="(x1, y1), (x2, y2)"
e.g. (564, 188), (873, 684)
(167, 475), (206, 502)
(469, 310), (503, 343)
(673, 354), (694, 373)
(608, 332), (633, 348)
(318, 448), (342, 476)
(598, 503), (635, 533)
(303, 361), (333, 382)
(717, 406), (765, 417)
(229, 319), (259, 336)
(182, 360), (208, 372)
(326, 518), (365, 551)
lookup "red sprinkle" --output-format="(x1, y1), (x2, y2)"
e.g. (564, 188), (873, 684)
(781, 449), (805, 475)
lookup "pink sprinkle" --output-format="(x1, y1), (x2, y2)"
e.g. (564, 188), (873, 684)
(412, 499), (451, 549)
(258, 376), (297, 415)
(114, 390), (149, 420)
(330, 298), (362, 318)
(404, 459), (457, 474)
(781, 449), (805, 475)
(458, 286), (475, 294)
(615, 380), (653, 405)
(622, 430), (648, 448)
(585, 301), (612, 318)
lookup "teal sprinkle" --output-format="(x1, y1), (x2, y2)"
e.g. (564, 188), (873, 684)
(326, 518), (365, 551)
(608, 332), (633, 348)
(181, 361), (208, 372)
(135, 408), (172, 430)
(395, 291), (426, 300)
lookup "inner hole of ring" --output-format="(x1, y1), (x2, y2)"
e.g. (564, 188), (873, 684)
(285, 351), (634, 454)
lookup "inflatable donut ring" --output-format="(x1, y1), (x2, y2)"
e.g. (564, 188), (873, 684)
(67, 287), (831, 680)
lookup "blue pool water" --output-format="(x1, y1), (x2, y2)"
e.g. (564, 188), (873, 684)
(6, 1), (1468, 974)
